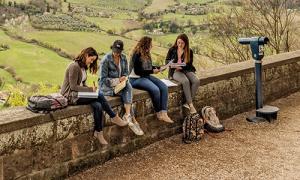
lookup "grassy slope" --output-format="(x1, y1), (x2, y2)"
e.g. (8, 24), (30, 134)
(0, 69), (16, 89)
(84, 16), (142, 33)
(0, 30), (70, 86)
(144, 0), (176, 14)
(68, 0), (147, 10)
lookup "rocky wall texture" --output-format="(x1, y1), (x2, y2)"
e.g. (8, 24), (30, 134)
(0, 50), (299, 180)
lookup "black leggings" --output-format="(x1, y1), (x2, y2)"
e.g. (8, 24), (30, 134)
(76, 93), (116, 131)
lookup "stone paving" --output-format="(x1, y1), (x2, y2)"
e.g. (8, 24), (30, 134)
(69, 92), (300, 180)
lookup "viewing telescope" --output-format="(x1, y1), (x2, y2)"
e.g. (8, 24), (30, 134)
(238, 36), (279, 123)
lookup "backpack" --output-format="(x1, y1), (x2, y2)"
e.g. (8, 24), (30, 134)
(201, 106), (225, 133)
(26, 93), (68, 113)
(182, 113), (205, 144)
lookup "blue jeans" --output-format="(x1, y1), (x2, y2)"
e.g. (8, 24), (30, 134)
(130, 75), (168, 112)
(115, 82), (133, 104)
(77, 93), (116, 132)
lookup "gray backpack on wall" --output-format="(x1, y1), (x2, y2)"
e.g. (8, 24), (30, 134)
(26, 93), (68, 113)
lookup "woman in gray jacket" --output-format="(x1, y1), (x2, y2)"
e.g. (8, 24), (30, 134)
(99, 40), (144, 136)
(61, 47), (128, 145)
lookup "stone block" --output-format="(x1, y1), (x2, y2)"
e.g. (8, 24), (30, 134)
(0, 157), (3, 180)
(70, 133), (98, 160)
(67, 150), (110, 176)
(0, 122), (54, 156)
(3, 150), (33, 180)
(56, 114), (93, 140)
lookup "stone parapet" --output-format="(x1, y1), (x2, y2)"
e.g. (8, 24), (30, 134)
(0, 50), (299, 179)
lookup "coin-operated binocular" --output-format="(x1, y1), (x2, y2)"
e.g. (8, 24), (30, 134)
(238, 37), (279, 123)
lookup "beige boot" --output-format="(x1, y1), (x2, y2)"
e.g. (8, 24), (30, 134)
(94, 131), (108, 145)
(189, 103), (197, 114)
(111, 114), (128, 126)
(159, 112), (174, 123)
(156, 112), (162, 120)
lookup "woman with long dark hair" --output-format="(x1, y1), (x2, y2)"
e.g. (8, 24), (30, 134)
(61, 47), (128, 145)
(165, 34), (200, 114)
(129, 36), (173, 123)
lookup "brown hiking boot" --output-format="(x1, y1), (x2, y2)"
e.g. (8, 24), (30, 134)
(94, 131), (108, 145)
(111, 114), (128, 126)
(159, 112), (174, 123)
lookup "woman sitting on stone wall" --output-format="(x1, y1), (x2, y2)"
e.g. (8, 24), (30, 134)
(99, 40), (144, 136)
(165, 33), (200, 114)
(129, 36), (173, 123)
(60, 47), (128, 145)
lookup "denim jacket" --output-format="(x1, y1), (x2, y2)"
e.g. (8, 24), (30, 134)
(99, 52), (129, 96)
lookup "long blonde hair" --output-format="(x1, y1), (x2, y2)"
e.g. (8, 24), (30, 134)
(131, 36), (152, 61)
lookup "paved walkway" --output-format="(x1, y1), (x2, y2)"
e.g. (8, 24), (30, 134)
(69, 92), (300, 180)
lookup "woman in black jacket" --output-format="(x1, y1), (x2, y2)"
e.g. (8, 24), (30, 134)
(165, 34), (200, 114)
(129, 36), (173, 123)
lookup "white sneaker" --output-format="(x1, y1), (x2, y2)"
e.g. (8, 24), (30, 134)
(133, 122), (144, 136)
(123, 114), (133, 125)
(183, 103), (190, 109)
(123, 114), (144, 136)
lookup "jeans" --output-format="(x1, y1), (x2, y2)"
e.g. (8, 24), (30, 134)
(130, 75), (168, 112)
(115, 82), (133, 104)
(173, 71), (200, 104)
(76, 93), (116, 132)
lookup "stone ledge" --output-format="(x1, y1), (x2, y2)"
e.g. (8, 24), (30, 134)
(200, 50), (300, 85)
(0, 50), (299, 134)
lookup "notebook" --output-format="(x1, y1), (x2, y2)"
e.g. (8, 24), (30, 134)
(78, 90), (99, 99)
(114, 77), (128, 94)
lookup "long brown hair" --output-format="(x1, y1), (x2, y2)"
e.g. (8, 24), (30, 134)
(74, 47), (98, 74)
(132, 36), (152, 61)
(172, 33), (190, 63)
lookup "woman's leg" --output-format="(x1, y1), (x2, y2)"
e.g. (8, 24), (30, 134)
(173, 71), (192, 104)
(90, 101), (103, 132)
(77, 98), (108, 145)
(120, 82), (133, 116)
(148, 75), (168, 111)
(186, 72), (200, 99)
(96, 93), (128, 127)
(130, 77), (161, 112)
(97, 93), (116, 118)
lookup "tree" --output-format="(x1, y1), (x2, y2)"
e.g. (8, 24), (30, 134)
(169, 21), (179, 33)
(206, 0), (298, 64)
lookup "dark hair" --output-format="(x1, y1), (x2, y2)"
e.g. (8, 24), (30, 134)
(131, 36), (152, 61)
(74, 47), (98, 74)
(172, 33), (190, 63)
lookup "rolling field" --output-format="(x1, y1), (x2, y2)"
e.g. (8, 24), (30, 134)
(68, 0), (147, 11)
(84, 16), (142, 34)
(143, 0), (176, 14)
(0, 30), (70, 86)
(0, 69), (16, 89)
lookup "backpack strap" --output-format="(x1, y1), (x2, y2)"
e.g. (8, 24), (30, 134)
(201, 106), (211, 121)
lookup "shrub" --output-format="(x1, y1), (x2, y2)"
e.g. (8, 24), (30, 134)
(4, 83), (60, 107)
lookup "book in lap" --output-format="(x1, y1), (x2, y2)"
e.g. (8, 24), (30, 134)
(78, 90), (99, 99)
(114, 77), (128, 94)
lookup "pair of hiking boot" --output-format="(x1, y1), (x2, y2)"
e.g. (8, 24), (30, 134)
(94, 114), (128, 145)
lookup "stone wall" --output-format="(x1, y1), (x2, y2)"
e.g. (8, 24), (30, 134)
(0, 51), (299, 180)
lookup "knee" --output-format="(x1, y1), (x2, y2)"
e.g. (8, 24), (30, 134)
(181, 79), (190, 86)
(159, 83), (168, 93)
(193, 79), (200, 86)
(125, 82), (133, 92)
(91, 101), (102, 110)
(150, 87), (161, 97)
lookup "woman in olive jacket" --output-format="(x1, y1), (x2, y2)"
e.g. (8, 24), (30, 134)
(61, 47), (128, 145)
